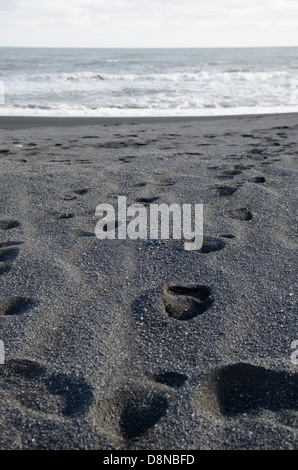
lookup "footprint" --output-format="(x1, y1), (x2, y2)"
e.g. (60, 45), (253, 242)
(150, 371), (188, 388)
(0, 359), (94, 418)
(248, 151), (267, 161)
(0, 248), (19, 263)
(52, 209), (94, 221)
(0, 264), (11, 275)
(196, 236), (225, 254)
(130, 182), (147, 188)
(53, 213), (75, 220)
(248, 148), (264, 156)
(58, 188), (88, 200)
(74, 159), (92, 165)
(214, 186), (238, 196)
(154, 178), (176, 188)
(132, 196), (160, 205)
(119, 156), (136, 163)
(0, 220), (20, 230)
(226, 208), (253, 221)
(233, 164), (251, 170)
(45, 372), (94, 417)
(217, 170), (242, 178)
(0, 241), (24, 248)
(219, 234), (235, 239)
(0, 297), (35, 317)
(97, 386), (168, 440)
(195, 363), (298, 417)
(246, 176), (266, 184)
(163, 284), (214, 321)
(68, 229), (94, 238)
(48, 159), (71, 164)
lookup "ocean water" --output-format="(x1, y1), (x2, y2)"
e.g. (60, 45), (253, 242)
(0, 47), (297, 117)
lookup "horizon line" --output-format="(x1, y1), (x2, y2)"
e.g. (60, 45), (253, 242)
(0, 45), (297, 49)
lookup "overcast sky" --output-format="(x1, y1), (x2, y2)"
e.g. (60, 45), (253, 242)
(0, 0), (297, 48)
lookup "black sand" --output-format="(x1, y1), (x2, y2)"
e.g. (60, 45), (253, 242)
(0, 113), (297, 450)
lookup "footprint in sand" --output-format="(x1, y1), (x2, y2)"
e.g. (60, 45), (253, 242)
(53, 212), (75, 220)
(130, 182), (147, 188)
(214, 186), (238, 196)
(0, 220), (20, 230)
(119, 156), (136, 163)
(0, 297), (35, 317)
(163, 284), (214, 321)
(68, 229), (94, 238)
(194, 363), (297, 419)
(247, 149), (267, 161)
(154, 178), (176, 189)
(232, 164), (251, 170)
(0, 359), (94, 418)
(216, 170), (242, 179)
(196, 236), (226, 254)
(226, 207), (253, 221)
(132, 196), (160, 205)
(246, 176), (266, 184)
(97, 385), (168, 440)
(150, 371), (188, 389)
(52, 209), (94, 221)
(0, 247), (19, 263)
(58, 188), (88, 201)
(0, 264), (11, 275)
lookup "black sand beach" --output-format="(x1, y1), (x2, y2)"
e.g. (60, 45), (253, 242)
(0, 113), (297, 450)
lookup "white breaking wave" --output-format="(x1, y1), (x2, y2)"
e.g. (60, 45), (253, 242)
(0, 47), (297, 117)
(1, 104), (298, 117)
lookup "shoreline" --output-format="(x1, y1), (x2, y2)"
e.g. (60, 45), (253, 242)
(0, 111), (297, 130)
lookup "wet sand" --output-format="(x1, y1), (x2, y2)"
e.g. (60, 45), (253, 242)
(0, 113), (297, 450)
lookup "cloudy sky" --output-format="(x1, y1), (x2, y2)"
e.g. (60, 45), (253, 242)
(0, 0), (297, 48)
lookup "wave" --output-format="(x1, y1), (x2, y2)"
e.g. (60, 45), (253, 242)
(4, 69), (291, 84)
(1, 103), (298, 118)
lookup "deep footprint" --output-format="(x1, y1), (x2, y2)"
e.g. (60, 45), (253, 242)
(226, 208), (253, 221)
(0, 297), (35, 316)
(197, 236), (225, 253)
(98, 386), (168, 440)
(0, 359), (94, 418)
(0, 248), (19, 262)
(197, 362), (298, 417)
(0, 264), (11, 275)
(132, 196), (160, 205)
(163, 284), (214, 321)
(0, 220), (20, 230)
(246, 176), (266, 184)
